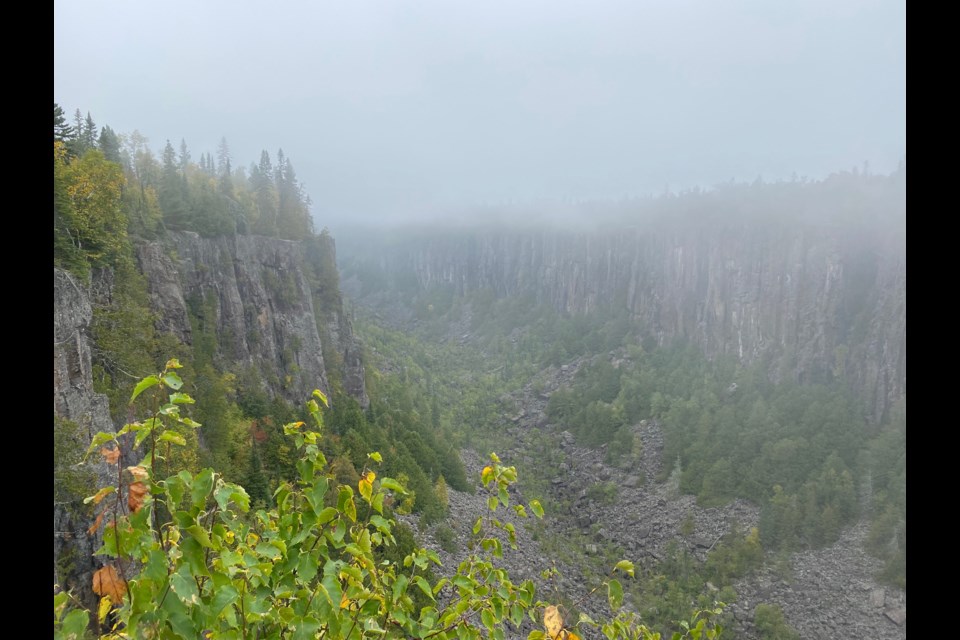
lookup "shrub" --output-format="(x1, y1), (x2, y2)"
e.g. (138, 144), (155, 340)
(55, 360), (725, 640)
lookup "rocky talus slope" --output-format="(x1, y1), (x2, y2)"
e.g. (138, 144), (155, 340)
(411, 353), (905, 639)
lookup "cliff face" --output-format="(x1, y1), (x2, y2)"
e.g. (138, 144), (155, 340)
(136, 232), (368, 407)
(53, 268), (116, 610)
(54, 232), (368, 607)
(350, 222), (904, 423)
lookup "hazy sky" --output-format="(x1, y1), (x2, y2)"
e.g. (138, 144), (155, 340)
(54, 0), (905, 224)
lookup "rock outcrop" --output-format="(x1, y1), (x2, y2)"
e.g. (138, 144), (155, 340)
(136, 231), (368, 407)
(53, 268), (117, 611)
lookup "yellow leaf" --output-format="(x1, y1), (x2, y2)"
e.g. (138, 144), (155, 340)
(359, 471), (376, 501)
(98, 596), (113, 623)
(481, 466), (494, 485)
(544, 605), (564, 640)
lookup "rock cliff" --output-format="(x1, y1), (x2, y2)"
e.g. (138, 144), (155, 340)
(136, 231), (368, 407)
(53, 268), (117, 612)
(343, 219), (904, 423)
(53, 231), (368, 608)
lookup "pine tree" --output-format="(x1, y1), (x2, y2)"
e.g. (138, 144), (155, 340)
(217, 138), (234, 197)
(69, 109), (88, 155)
(216, 137), (231, 177)
(82, 112), (98, 151)
(275, 150), (311, 240)
(98, 126), (121, 164)
(54, 103), (74, 142)
(159, 140), (189, 227)
(251, 150), (278, 236)
(178, 139), (191, 172)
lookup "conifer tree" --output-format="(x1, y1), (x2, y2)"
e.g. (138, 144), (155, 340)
(98, 126), (121, 163)
(82, 112), (98, 151)
(54, 103), (74, 142)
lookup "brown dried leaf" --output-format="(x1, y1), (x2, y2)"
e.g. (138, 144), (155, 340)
(128, 482), (149, 513)
(87, 511), (105, 536)
(126, 466), (149, 483)
(100, 446), (120, 465)
(544, 605), (564, 640)
(92, 565), (127, 602)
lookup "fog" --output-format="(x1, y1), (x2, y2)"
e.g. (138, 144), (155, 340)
(54, 0), (905, 226)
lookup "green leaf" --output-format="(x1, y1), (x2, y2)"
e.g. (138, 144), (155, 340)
(211, 583), (239, 615)
(344, 496), (357, 522)
(170, 566), (200, 605)
(214, 483), (250, 512)
(481, 609), (495, 630)
(527, 632), (545, 640)
(158, 430), (186, 446)
(368, 451), (383, 463)
(186, 524), (214, 548)
(293, 616), (322, 640)
(473, 517), (483, 535)
(191, 468), (214, 507)
(614, 560), (635, 578)
(317, 507), (338, 525)
(607, 579), (623, 611)
(61, 609), (90, 639)
(392, 574), (409, 602)
(84, 431), (117, 456)
(169, 392), (194, 404)
(413, 576), (435, 601)
(161, 371), (183, 390)
(529, 500), (544, 519)
(487, 496), (498, 511)
(380, 477), (407, 494)
(165, 358), (183, 369)
(130, 375), (160, 403)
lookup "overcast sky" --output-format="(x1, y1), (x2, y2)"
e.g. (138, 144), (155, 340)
(54, 0), (905, 225)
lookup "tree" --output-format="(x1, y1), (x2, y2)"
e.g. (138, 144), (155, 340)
(54, 103), (74, 143)
(83, 112), (98, 151)
(69, 108), (89, 156)
(251, 150), (279, 236)
(159, 139), (189, 228)
(98, 126), (121, 164)
(178, 139), (191, 172)
(54, 143), (127, 272)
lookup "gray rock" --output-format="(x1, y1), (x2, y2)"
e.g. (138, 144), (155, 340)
(884, 608), (906, 626)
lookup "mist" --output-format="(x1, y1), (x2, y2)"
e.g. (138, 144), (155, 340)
(54, 0), (905, 226)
